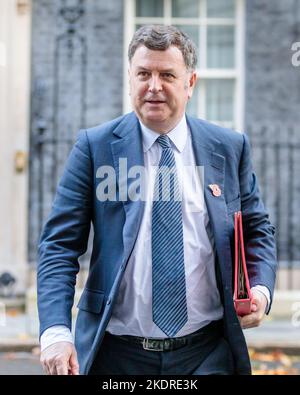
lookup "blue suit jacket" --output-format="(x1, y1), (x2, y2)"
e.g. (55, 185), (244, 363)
(37, 112), (277, 375)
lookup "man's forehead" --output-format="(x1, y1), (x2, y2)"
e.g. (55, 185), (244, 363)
(135, 65), (177, 73)
(130, 45), (186, 67)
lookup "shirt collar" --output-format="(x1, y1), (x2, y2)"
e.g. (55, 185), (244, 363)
(139, 114), (188, 153)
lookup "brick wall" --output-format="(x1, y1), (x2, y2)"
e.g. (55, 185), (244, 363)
(29, 0), (124, 262)
(245, 0), (300, 127)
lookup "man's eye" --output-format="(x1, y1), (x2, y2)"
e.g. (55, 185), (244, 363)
(161, 73), (175, 80)
(138, 71), (149, 78)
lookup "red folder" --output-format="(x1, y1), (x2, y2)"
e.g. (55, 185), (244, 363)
(234, 211), (253, 316)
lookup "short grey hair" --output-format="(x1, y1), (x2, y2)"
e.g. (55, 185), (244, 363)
(128, 25), (197, 71)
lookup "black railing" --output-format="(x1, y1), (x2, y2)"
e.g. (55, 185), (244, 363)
(30, 120), (300, 289)
(248, 124), (300, 290)
(28, 0), (87, 264)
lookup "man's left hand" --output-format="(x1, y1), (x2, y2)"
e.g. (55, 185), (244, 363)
(238, 289), (267, 329)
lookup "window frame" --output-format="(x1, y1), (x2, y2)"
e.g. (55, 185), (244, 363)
(123, 0), (245, 131)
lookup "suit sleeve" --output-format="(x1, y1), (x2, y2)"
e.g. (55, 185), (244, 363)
(37, 130), (93, 336)
(239, 133), (278, 313)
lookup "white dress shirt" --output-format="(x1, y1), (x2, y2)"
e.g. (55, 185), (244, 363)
(40, 115), (270, 351)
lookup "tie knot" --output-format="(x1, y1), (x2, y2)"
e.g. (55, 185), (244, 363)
(157, 135), (171, 149)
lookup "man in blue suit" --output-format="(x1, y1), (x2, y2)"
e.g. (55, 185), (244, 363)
(38, 25), (277, 375)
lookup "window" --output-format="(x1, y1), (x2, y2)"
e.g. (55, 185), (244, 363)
(123, 0), (245, 131)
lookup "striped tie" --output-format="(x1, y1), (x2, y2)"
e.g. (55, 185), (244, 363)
(152, 135), (187, 337)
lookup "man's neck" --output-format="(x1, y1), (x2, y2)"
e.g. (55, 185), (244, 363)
(137, 114), (185, 134)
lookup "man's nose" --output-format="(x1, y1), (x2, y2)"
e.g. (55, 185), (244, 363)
(148, 76), (162, 93)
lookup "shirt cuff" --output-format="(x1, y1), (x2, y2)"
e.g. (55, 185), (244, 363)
(251, 285), (270, 313)
(40, 325), (74, 352)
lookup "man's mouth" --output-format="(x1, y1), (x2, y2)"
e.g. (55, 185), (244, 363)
(145, 100), (165, 104)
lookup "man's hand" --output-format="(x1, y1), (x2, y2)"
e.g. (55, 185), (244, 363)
(40, 342), (79, 375)
(238, 289), (268, 329)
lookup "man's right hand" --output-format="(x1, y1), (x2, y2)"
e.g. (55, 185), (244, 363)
(40, 342), (80, 375)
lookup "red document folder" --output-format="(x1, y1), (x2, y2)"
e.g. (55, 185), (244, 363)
(234, 211), (253, 316)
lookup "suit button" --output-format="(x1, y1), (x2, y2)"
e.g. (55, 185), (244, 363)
(107, 298), (111, 305)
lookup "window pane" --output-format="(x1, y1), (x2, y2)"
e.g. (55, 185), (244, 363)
(186, 80), (199, 117)
(207, 26), (234, 68)
(136, 0), (163, 17)
(206, 79), (234, 122)
(172, 0), (199, 18)
(207, 0), (235, 18)
(174, 25), (199, 53)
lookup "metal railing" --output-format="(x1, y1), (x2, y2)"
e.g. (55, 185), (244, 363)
(29, 119), (300, 289)
(248, 124), (300, 290)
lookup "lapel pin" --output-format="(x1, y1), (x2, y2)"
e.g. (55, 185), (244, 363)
(209, 184), (221, 197)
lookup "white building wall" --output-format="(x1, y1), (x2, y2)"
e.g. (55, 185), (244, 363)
(0, 0), (31, 293)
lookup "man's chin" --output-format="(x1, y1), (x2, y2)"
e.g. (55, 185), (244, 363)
(141, 111), (169, 123)
(141, 117), (167, 130)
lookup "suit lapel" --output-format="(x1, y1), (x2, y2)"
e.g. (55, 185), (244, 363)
(187, 116), (233, 286)
(110, 113), (145, 264)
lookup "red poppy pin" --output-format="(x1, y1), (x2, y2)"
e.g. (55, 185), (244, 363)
(208, 184), (221, 197)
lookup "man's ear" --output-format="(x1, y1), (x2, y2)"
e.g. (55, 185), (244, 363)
(187, 71), (197, 99)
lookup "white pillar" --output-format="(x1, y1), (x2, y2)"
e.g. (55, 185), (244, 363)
(0, 0), (31, 294)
